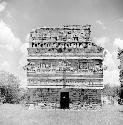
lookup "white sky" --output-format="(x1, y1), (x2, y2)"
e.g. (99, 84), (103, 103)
(0, 0), (123, 87)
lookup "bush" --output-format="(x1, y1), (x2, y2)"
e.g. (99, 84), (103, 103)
(0, 71), (20, 104)
(102, 84), (120, 98)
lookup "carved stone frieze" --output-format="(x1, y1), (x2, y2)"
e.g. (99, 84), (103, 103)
(24, 59), (103, 76)
(28, 42), (104, 56)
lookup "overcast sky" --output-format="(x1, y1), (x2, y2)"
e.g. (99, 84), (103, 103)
(0, 0), (123, 87)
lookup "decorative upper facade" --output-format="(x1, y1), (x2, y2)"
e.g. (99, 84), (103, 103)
(24, 25), (105, 89)
(27, 25), (104, 59)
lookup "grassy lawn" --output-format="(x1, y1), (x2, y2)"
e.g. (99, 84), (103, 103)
(0, 104), (123, 125)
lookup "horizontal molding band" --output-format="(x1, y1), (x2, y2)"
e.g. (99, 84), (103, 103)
(27, 85), (104, 89)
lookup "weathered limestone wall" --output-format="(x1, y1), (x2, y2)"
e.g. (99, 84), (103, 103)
(84, 89), (101, 104)
(69, 89), (101, 104)
(28, 88), (101, 105)
(28, 88), (60, 103)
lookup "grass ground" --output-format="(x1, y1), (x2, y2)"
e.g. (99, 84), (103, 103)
(0, 104), (123, 125)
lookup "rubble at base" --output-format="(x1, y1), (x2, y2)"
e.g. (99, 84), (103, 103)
(27, 102), (102, 111)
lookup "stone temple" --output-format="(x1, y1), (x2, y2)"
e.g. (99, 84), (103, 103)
(118, 49), (123, 102)
(24, 25), (105, 109)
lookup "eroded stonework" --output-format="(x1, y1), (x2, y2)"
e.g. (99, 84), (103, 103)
(24, 25), (105, 108)
(118, 49), (123, 101)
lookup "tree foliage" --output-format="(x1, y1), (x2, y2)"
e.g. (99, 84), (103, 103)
(102, 84), (120, 98)
(0, 71), (20, 103)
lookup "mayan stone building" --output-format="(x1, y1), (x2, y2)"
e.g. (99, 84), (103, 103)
(118, 50), (123, 100)
(24, 25), (105, 109)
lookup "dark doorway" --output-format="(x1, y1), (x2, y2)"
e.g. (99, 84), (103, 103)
(60, 92), (69, 109)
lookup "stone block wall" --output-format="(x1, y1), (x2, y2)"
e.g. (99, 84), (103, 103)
(28, 88), (101, 105)
(83, 89), (101, 104)
(28, 88), (61, 103)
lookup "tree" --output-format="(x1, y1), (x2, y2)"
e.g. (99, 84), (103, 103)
(0, 71), (20, 103)
(102, 84), (120, 98)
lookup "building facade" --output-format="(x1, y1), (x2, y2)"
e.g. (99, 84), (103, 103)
(24, 25), (105, 109)
(118, 49), (123, 100)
